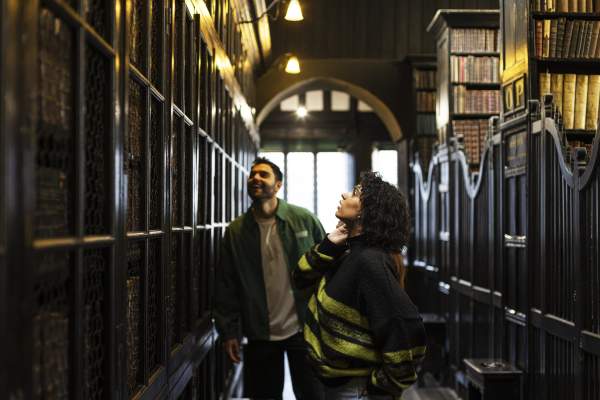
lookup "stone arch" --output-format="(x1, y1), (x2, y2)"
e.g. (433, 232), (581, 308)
(256, 77), (404, 142)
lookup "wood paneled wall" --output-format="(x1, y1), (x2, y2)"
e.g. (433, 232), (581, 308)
(270, 0), (499, 61)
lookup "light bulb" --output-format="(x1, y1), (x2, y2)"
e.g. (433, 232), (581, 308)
(284, 0), (303, 21)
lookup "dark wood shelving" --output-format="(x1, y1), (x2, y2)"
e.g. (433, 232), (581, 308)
(534, 57), (600, 64)
(450, 51), (500, 56)
(451, 112), (499, 118)
(531, 11), (600, 19)
(451, 81), (501, 88)
(416, 87), (437, 92)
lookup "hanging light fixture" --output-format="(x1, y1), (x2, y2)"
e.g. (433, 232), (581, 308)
(284, 0), (304, 21)
(285, 55), (301, 74)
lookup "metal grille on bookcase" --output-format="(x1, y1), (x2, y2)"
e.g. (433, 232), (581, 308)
(174, 1), (183, 107)
(127, 79), (145, 232)
(181, 233), (191, 334)
(129, 0), (145, 69)
(192, 233), (202, 320)
(147, 240), (161, 373)
(33, 252), (71, 400)
(126, 242), (143, 396)
(84, 47), (109, 235)
(198, 137), (208, 225)
(150, 0), (162, 87)
(172, 117), (182, 227)
(36, 9), (75, 238)
(83, 248), (107, 400)
(150, 98), (162, 230)
(168, 235), (179, 349)
(84, 0), (109, 39)
(185, 126), (193, 226)
(185, 16), (194, 116)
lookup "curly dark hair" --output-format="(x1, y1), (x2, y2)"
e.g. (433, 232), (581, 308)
(358, 171), (410, 252)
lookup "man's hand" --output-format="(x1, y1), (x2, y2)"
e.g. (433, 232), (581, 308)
(224, 338), (241, 363)
(327, 221), (349, 245)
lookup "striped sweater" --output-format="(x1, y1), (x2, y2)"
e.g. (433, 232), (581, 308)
(293, 235), (426, 397)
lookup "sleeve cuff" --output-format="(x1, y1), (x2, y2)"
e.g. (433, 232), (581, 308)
(317, 236), (348, 258)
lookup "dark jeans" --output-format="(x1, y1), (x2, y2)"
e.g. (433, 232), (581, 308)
(243, 332), (325, 400)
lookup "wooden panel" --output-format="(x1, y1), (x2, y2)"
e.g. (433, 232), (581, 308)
(269, 0), (501, 60)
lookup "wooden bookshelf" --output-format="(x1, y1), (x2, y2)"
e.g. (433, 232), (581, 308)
(407, 55), (438, 171)
(427, 9), (500, 168)
(517, 1), (600, 143)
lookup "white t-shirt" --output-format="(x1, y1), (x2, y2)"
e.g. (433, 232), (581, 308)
(255, 215), (300, 340)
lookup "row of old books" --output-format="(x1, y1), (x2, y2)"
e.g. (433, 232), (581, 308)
(540, 73), (600, 130)
(535, 18), (600, 59)
(450, 29), (499, 53)
(450, 55), (500, 83)
(534, 0), (600, 12)
(414, 69), (436, 89)
(417, 114), (437, 136)
(453, 119), (489, 165)
(417, 91), (436, 112)
(453, 86), (501, 114)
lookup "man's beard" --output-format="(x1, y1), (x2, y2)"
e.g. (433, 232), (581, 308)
(248, 182), (277, 200)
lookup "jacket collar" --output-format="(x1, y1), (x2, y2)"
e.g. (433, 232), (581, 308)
(245, 198), (290, 225)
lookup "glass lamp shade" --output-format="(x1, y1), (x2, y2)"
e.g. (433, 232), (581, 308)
(284, 0), (303, 21)
(285, 55), (301, 74)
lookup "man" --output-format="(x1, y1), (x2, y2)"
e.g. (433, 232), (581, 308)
(215, 157), (325, 400)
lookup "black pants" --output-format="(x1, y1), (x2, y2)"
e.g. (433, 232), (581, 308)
(243, 332), (325, 400)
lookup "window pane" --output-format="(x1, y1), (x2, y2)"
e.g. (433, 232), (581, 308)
(280, 95), (299, 111)
(257, 151), (285, 199)
(306, 90), (324, 111)
(372, 149), (398, 186)
(286, 152), (314, 213)
(317, 152), (354, 232)
(331, 90), (350, 111)
(358, 100), (374, 112)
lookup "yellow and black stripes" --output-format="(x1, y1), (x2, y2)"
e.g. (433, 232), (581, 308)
(295, 236), (427, 397)
(293, 238), (347, 289)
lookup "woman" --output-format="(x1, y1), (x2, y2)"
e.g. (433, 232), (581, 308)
(293, 172), (426, 400)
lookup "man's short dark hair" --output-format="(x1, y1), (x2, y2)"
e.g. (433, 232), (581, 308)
(252, 157), (283, 182)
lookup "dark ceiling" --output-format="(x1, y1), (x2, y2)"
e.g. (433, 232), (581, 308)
(266, 0), (499, 64)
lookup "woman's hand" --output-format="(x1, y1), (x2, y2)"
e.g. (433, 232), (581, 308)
(327, 220), (349, 245)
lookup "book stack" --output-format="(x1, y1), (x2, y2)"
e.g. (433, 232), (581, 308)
(451, 56), (500, 83)
(534, 0), (600, 12)
(417, 91), (436, 112)
(451, 29), (499, 52)
(453, 120), (489, 165)
(414, 69), (436, 89)
(539, 72), (600, 130)
(453, 86), (501, 114)
(535, 18), (600, 59)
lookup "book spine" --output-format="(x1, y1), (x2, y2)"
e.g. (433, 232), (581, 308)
(585, 75), (600, 130)
(563, 73), (577, 129)
(574, 74), (589, 129)
(536, 20), (544, 57)
(550, 19), (558, 58)
(556, 18), (566, 58)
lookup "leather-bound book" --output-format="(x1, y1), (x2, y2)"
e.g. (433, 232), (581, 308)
(551, 73), (565, 114)
(585, 75), (600, 130)
(563, 74), (577, 129)
(574, 74), (589, 129)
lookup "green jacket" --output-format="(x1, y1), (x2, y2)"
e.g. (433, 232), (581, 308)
(214, 199), (325, 341)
